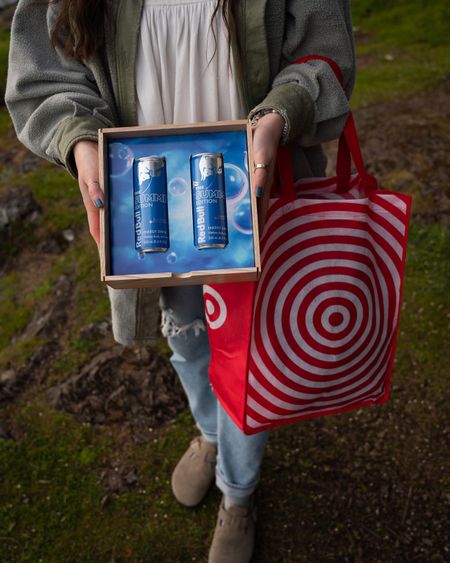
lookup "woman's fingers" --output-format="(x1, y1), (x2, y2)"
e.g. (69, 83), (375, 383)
(86, 206), (101, 246)
(253, 165), (269, 198)
(79, 179), (101, 245)
(86, 179), (104, 209)
(74, 140), (102, 245)
(252, 125), (279, 232)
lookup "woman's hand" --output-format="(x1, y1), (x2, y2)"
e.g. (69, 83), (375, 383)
(251, 111), (285, 233)
(73, 140), (103, 245)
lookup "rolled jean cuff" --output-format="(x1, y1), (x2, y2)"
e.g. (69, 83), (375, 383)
(215, 468), (260, 498)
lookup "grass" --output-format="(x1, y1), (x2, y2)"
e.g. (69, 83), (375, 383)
(0, 27), (9, 100)
(0, 398), (112, 562)
(395, 222), (450, 392)
(12, 165), (85, 234)
(0, 337), (44, 372)
(352, 0), (450, 107)
(0, 400), (215, 562)
(0, 107), (12, 135)
(0, 273), (35, 351)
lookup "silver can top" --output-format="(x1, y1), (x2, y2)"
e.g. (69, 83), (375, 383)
(135, 156), (166, 180)
(191, 153), (224, 178)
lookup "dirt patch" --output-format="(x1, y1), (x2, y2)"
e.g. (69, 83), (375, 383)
(45, 345), (187, 434)
(258, 388), (449, 562)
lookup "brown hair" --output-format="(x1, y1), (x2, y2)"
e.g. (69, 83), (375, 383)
(49, 0), (241, 72)
(49, 0), (112, 61)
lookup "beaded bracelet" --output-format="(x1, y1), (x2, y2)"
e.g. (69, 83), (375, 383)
(249, 108), (289, 144)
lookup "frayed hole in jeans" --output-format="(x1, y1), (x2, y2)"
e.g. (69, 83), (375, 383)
(160, 308), (206, 338)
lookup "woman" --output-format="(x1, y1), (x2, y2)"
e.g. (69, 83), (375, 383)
(6, 1), (355, 561)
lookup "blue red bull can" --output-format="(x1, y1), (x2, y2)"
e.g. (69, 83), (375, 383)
(133, 156), (169, 253)
(190, 152), (228, 249)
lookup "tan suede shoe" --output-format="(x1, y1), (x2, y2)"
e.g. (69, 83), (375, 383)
(208, 496), (256, 563)
(171, 436), (217, 507)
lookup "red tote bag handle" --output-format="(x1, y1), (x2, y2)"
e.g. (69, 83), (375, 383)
(275, 55), (377, 197)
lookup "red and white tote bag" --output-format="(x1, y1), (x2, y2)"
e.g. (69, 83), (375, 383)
(203, 57), (412, 434)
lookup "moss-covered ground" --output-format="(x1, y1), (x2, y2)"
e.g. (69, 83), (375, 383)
(1, 1), (449, 561)
(351, 0), (450, 107)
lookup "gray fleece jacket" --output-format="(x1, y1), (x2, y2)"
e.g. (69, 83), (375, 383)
(5, 0), (355, 346)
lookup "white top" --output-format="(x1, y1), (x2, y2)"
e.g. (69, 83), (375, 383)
(136, 0), (246, 125)
(136, 0), (246, 126)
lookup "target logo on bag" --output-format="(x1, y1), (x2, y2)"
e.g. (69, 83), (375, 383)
(204, 285), (228, 330)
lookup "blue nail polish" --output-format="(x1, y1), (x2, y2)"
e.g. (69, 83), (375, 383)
(94, 198), (104, 208)
(256, 186), (263, 198)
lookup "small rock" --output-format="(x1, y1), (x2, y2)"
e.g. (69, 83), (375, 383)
(55, 275), (71, 297)
(124, 468), (138, 485)
(0, 185), (41, 232)
(45, 386), (62, 406)
(79, 320), (111, 340)
(105, 472), (123, 493)
(0, 369), (17, 386)
(87, 396), (104, 411)
(28, 210), (40, 223)
(62, 229), (75, 242)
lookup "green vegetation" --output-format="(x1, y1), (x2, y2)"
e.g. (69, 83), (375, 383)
(0, 399), (111, 562)
(0, 108), (12, 135)
(0, 401), (215, 562)
(395, 222), (450, 392)
(13, 164), (85, 234)
(352, 0), (450, 107)
(0, 27), (9, 99)
(0, 273), (35, 351)
(0, 336), (43, 372)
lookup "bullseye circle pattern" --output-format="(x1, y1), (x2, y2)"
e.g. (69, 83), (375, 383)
(203, 285), (228, 330)
(244, 194), (409, 430)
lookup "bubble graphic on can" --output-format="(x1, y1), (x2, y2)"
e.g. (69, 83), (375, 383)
(133, 156), (169, 253)
(190, 153), (228, 249)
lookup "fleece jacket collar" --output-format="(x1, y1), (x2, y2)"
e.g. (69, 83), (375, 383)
(113, 0), (270, 125)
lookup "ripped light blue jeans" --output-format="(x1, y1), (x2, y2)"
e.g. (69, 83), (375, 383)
(160, 285), (269, 498)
